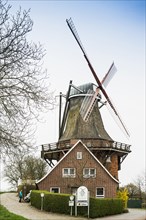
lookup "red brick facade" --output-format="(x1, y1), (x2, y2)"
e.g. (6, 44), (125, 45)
(37, 141), (119, 198)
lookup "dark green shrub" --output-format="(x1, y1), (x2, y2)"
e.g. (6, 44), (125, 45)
(31, 190), (70, 214)
(44, 193), (70, 214)
(31, 190), (124, 218)
(89, 198), (123, 218)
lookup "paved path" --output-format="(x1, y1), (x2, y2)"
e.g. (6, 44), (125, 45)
(0, 193), (146, 220)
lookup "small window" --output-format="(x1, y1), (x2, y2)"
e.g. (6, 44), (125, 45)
(77, 152), (82, 159)
(83, 168), (96, 178)
(50, 187), (60, 193)
(62, 168), (75, 177)
(96, 187), (105, 198)
(71, 187), (78, 195)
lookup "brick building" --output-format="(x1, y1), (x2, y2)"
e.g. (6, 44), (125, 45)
(37, 82), (131, 198)
(37, 140), (119, 198)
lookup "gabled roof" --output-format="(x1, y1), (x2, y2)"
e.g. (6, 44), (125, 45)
(36, 140), (119, 184)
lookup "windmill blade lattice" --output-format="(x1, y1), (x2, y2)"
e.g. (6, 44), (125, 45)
(101, 62), (117, 88)
(80, 62), (117, 122)
(80, 88), (100, 122)
(66, 18), (88, 58)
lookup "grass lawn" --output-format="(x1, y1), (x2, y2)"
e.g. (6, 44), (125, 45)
(0, 204), (29, 220)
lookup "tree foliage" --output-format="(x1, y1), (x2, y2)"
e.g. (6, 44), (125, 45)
(0, 1), (54, 155)
(3, 148), (48, 187)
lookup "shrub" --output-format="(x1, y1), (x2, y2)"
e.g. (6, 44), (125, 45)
(31, 190), (124, 218)
(89, 198), (123, 218)
(117, 188), (128, 209)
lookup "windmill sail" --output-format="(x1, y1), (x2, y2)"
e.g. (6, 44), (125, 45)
(80, 88), (100, 122)
(101, 62), (117, 88)
(66, 18), (130, 138)
(80, 62), (117, 122)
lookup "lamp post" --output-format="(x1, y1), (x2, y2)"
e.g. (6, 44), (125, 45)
(40, 193), (44, 211)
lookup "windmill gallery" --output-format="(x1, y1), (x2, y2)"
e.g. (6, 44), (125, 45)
(36, 18), (131, 198)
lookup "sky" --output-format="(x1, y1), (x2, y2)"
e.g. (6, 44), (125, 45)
(1, 0), (145, 190)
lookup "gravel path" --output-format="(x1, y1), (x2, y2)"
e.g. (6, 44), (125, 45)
(0, 193), (146, 220)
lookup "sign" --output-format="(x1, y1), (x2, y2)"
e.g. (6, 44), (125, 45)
(69, 195), (74, 216)
(77, 202), (88, 206)
(69, 201), (74, 206)
(76, 186), (88, 206)
(75, 186), (90, 218)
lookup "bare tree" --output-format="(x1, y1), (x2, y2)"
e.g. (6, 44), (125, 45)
(122, 171), (146, 200)
(0, 1), (54, 155)
(134, 172), (146, 200)
(124, 183), (139, 198)
(3, 149), (48, 188)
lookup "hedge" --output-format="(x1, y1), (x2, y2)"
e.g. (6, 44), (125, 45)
(31, 190), (124, 218)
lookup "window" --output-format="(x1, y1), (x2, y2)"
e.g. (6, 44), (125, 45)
(62, 168), (75, 177)
(96, 187), (105, 198)
(77, 152), (82, 159)
(83, 168), (96, 178)
(71, 187), (78, 195)
(50, 187), (60, 193)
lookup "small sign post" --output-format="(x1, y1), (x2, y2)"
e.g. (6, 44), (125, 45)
(69, 195), (74, 216)
(75, 186), (89, 218)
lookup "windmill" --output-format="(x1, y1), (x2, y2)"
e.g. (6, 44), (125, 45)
(66, 18), (130, 139)
(41, 19), (131, 179)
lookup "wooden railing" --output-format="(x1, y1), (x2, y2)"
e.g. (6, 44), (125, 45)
(41, 139), (131, 153)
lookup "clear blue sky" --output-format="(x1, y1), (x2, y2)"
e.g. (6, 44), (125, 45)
(1, 0), (145, 189)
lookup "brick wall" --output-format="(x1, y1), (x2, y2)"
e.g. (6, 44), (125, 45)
(37, 142), (118, 198)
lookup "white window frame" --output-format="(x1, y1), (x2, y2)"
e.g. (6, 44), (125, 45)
(50, 187), (60, 193)
(96, 187), (105, 198)
(77, 151), (82, 159)
(62, 168), (76, 178)
(83, 168), (96, 178)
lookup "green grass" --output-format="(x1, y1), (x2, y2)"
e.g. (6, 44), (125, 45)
(0, 205), (29, 220)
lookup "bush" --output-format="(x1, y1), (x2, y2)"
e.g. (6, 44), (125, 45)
(31, 190), (70, 214)
(31, 190), (124, 218)
(89, 198), (123, 218)
(117, 188), (128, 209)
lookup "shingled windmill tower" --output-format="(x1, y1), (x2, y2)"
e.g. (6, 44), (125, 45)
(39, 18), (131, 197)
